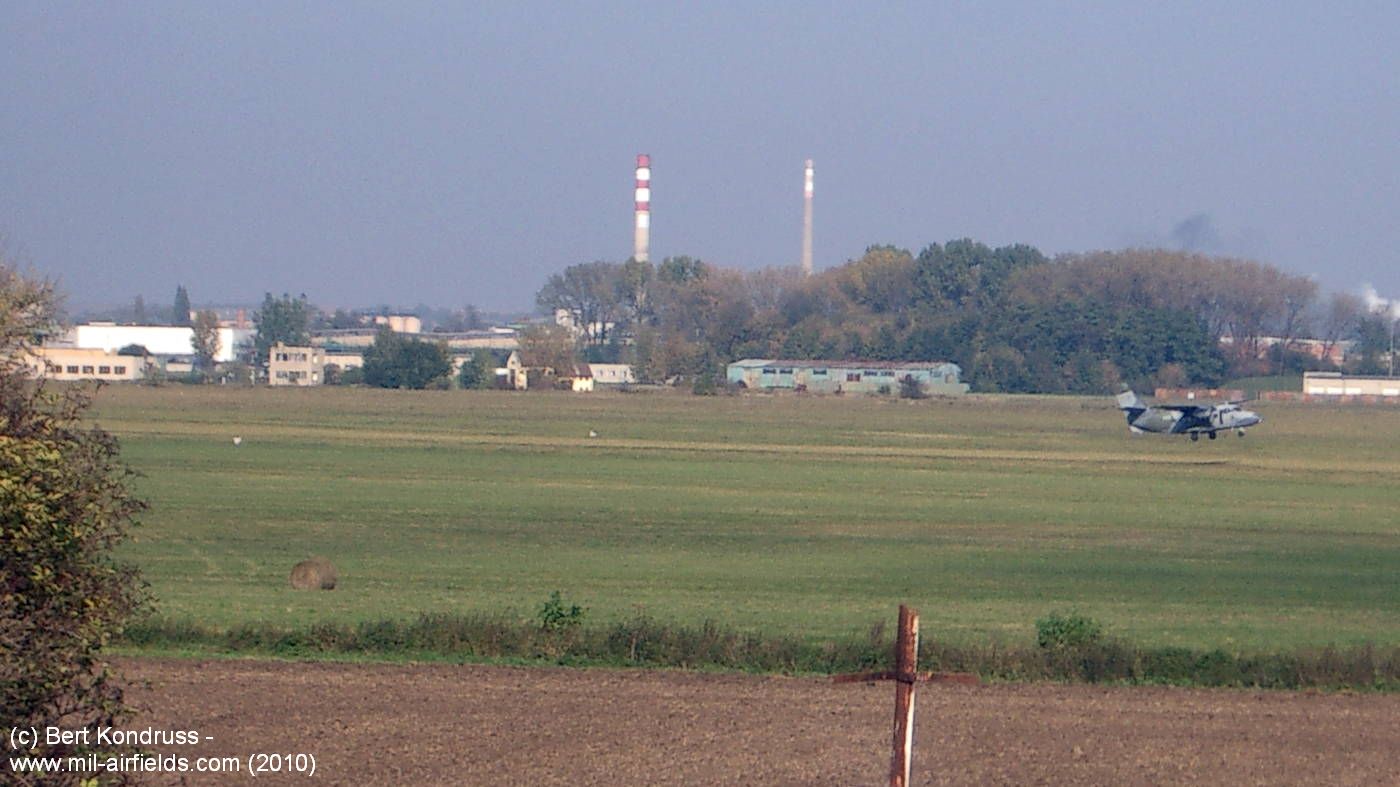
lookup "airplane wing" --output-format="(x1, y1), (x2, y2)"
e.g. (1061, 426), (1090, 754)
(1150, 403), (1213, 416)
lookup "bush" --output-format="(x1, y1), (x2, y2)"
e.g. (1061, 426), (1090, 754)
(1036, 611), (1104, 650)
(537, 591), (586, 632)
(1, 264), (148, 776)
(898, 374), (928, 399)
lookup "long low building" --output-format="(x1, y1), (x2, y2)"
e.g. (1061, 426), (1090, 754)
(70, 323), (252, 363)
(1303, 372), (1400, 397)
(21, 346), (146, 382)
(727, 359), (969, 395)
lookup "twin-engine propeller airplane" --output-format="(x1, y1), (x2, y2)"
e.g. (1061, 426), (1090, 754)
(1116, 390), (1262, 441)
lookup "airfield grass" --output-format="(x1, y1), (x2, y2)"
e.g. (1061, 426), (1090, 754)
(92, 385), (1400, 656)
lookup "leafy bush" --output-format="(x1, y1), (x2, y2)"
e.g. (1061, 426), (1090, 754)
(1036, 612), (1104, 650)
(537, 591), (586, 632)
(1, 264), (147, 777)
(898, 374), (928, 399)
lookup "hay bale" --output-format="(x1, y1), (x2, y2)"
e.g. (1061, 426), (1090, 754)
(289, 557), (337, 590)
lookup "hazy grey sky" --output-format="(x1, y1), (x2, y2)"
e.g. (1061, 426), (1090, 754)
(3, 2), (1397, 311)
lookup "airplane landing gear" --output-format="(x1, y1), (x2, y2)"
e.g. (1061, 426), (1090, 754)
(1190, 432), (1200, 442)
(1208, 431), (1217, 440)
(1237, 429), (1246, 437)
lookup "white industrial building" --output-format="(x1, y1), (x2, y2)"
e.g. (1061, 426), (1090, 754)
(68, 323), (252, 363)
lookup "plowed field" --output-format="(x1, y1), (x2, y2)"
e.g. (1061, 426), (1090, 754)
(124, 658), (1399, 785)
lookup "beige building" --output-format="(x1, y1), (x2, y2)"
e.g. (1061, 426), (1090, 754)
(323, 349), (365, 372)
(21, 346), (146, 382)
(559, 363), (594, 392)
(1303, 372), (1400, 397)
(269, 343), (326, 386)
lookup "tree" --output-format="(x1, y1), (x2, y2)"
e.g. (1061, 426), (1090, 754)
(1318, 292), (1363, 365)
(898, 374), (928, 399)
(253, 293), (312, 365)
(172, 285), (191, 326)
(132, 294), (147, 324)
(191, 309), (221, 375)
(361, 328), (451, 389)
(458, 350), (496, 390)
(517, 324), (580, 375)
(535, 261), (626, 345)
(2, 263), (147, 776)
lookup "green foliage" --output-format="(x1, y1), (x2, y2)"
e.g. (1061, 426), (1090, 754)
(123, 614), (1400, 690)
(171, 284), (191, 326)
(2, 264), (147, 775)
(253, 292), (312, 365)
(535, 243), (1315, 394)
(1036, 612), (1105, 650)
(897, 374), (927, 399)
(361, 328), (451, 389)
(190, 309), (221, 375)
(537, 591), (586, 632)
(457, 351), (496, 390)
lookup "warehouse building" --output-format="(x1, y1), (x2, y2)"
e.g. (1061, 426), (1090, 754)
(727, 359), (968, 395)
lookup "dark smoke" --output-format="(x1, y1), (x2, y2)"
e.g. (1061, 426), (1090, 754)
(1169, 213), (1223, 252)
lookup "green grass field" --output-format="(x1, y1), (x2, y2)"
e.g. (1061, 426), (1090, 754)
(92, 385), (1400, 652)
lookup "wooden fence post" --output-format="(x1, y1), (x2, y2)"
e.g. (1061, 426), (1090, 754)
(832, 605), (978, 785)
(889, 604), (919, 787)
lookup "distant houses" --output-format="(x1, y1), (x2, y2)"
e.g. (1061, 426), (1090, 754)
(726, 359), (969, 396)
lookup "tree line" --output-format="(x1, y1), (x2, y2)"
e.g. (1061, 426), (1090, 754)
(537, 242), (1383, 393)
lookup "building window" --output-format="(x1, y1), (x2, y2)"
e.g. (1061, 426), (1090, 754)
(81, 366), (95, 374)
(66, 366), (79, 374)
(777, 368), (792, 374)
(762, 367), (776, 374)
(812, 369), (828, 376)
(114, 366), (126, 375)
(98, 366), (111, 374)
(846, 372), (861, 382)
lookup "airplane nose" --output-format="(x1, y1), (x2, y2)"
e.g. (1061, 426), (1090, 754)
(1241, 413), (1261, 427)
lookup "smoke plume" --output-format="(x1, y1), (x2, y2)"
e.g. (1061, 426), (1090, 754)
(1361, 284), (1400, 320)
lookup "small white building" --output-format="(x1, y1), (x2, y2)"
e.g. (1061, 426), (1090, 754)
(589, 363), (636, 386)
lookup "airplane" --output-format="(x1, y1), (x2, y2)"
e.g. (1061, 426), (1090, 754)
(1115, 390), (1262, 441)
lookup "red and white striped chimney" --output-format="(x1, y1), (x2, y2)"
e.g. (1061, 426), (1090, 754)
(634, 154), (651, 263)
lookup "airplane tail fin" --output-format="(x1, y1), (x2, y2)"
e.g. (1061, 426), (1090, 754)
(1116, 390), (1145, 411)
(1116, 390), (1146, 424)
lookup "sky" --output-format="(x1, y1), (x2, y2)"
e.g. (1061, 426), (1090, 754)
(3, 2), (1398, 313)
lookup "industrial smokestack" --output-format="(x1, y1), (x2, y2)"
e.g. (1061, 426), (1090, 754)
(634, 154), (651, 263)
(801, 158), (814, 276)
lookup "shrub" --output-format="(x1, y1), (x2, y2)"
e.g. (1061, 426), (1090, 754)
(898, 374), (928, 399)
(1036, 611), (1104, 650)
(1, 263), (148, 776)
(537, 591), (586, 632)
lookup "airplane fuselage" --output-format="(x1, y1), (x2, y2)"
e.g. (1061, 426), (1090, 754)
(1117, 390), (1262, 440)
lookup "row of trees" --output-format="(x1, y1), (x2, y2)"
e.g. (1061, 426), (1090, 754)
(537, 243), (1378, 393)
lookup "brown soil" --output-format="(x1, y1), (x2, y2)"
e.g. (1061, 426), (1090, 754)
(123, 658), (1400, 786)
